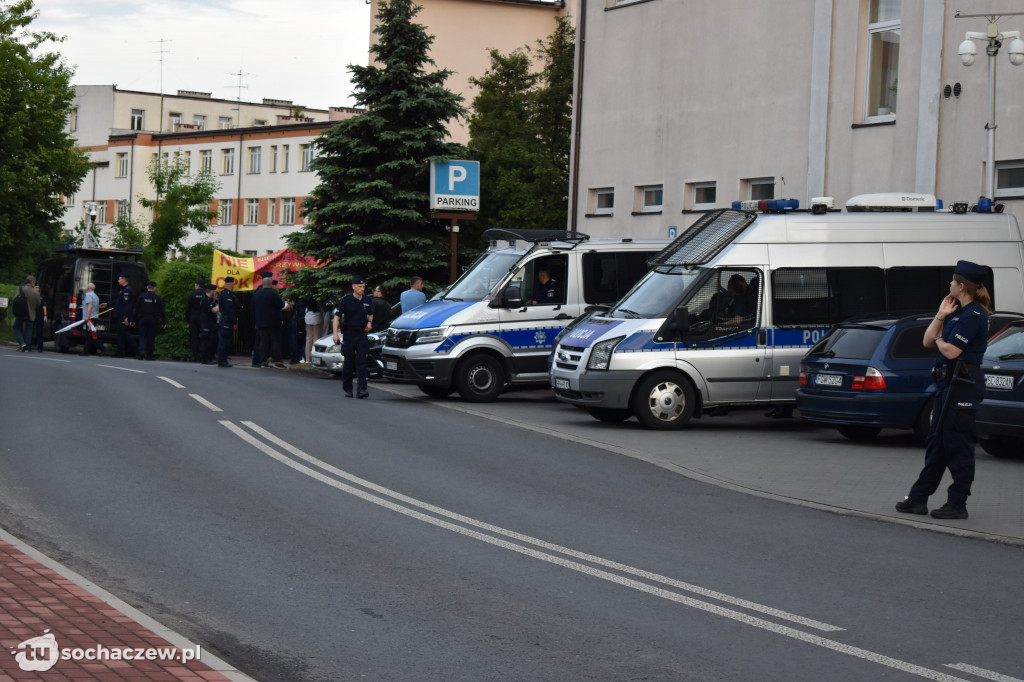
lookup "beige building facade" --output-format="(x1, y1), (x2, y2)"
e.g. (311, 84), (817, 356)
(570, 0), (1024, 239)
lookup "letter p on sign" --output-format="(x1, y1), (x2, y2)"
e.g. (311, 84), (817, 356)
(449, 165), (467, 191)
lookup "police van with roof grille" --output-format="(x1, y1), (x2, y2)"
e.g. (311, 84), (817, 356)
(382, 229), (669, 401)
(548, 194), (1024, 429)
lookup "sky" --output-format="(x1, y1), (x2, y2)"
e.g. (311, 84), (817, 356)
(29, 0), (373, 110)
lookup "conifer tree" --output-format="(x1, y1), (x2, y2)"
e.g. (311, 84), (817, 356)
(287, 0), (466, 303)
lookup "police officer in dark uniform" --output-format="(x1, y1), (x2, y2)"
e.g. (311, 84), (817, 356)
(332, 275), (374, 398)
(102, 273), (138, 358)
(134, 281), (166, 360)
(532, 268), (561, 305)
(199, 284), (219, 364)
(897, 260), (991, 520)
(185, 279), (206, 361)
(215, 277), (239, 367)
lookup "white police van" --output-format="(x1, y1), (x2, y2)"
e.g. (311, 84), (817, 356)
(382, 229), (669, 401)
(549, 194), (1024, 429)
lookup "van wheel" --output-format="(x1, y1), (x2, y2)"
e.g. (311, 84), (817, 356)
(837, 425), (882, 440)
(912, 398), (934, 445)
(631, 372), (695, 430)
(419, 384), (453, 398)
(587, 407), (632, 423)
(455, 354), (505, 402)
(979, 436), (1023, 459)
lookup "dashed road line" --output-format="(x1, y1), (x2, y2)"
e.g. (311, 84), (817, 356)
(158, 376), (185, 388)
(190, 394), (222, 412)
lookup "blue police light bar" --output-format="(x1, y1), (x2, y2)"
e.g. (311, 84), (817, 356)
(731, 199), (800, 213)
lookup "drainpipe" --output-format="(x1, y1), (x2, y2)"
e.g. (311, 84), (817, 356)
(569, 0), (587, 235)
(235, 128), (244, 252)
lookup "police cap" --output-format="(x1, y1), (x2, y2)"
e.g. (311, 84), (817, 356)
(195, 278), (205, 285)
(954, 260), (986, 285)
(351, 275), (366, 285)
(204, 283), (217, 290)
(147, 281), (158, 288)
(224, 276), (235, 283)
(261, 272), (274, 280)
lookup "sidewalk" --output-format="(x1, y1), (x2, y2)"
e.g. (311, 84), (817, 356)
(0, 527), (252, 682)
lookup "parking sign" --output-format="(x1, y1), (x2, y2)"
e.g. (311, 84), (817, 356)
(430, 160), (480, 212)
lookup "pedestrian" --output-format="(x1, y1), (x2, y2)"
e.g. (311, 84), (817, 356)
(134, 281), (166, 360)
(333, 275), (374, 398)
(371, 285), (391, 332)
(12, 275), (41, 352)
(253, 272), (289, 368)
(287, 297), (305, 364)
(304, 301), (324, 364)
(214, 277), (239, 367)
(32, 284), (48, 351)
(400, 275), (427, 313)
(896, 260), (991, 520)
(185, 278), (206, 361)
(199, 284), (219, 364)
(78, 282), (105, 357)
(101, 273), (137, 358)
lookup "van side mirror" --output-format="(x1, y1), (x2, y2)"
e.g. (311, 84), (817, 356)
(502, 285), (524, 309)
(672, 306), (690, 341)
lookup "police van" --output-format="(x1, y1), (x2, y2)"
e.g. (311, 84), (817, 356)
(382, 229), (670, 401)
(549, 194), (1024, 429)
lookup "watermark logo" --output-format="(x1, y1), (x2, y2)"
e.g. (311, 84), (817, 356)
(9, 629), (202, 671)
(12, 629), (59, 672)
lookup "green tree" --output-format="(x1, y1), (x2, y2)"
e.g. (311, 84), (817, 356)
(137, 158), (219, 270)
(466, 16), (575, 241)
(286, 0), (466, 304)
(0, 0), (90, 280)
(107, 216), (148, 250)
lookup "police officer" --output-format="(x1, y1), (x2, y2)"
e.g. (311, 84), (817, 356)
(215, 276), (239, 368)
(254, 272), (288, 368)
(896, 260), (991, 520)
(134, 281), (166, 360)
(532, 268), (561, 305)
(333, 275), (374, 398)
(199, 283), (220, 364)
(102, 273), (137, 358)
(185, 279), (206, 361)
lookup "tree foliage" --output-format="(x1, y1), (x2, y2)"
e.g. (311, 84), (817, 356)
(137, 159), (219, 270)
(0, 0), (90, 281)
(107, 216), (148, 250)
(286, 0), (466, 305)
(466, 16), (575, 244)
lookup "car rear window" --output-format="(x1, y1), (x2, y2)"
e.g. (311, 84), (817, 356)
(808, 326), (887, 360)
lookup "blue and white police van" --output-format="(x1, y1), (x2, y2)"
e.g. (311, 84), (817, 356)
(549, 194), (1024, 429)
(382, 229), (669, 401)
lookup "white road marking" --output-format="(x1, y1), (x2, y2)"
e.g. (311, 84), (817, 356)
(2, 354), (71, 362)
(190, 394), (222, 412)
(158, 376), (185, 388)
(98, 364), (146, 374)
(945, 663), (1024, 682)
(223, 419), (974, 682)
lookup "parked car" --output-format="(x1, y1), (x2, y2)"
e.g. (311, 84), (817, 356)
(796, 314), (937, 442)
(975, 319), (1024, 458)
(310, 303), (401, 378)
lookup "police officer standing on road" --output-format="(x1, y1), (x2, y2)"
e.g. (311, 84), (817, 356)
(333, 275), (374, 398)
(185, 279), (206, 362)
(199, 284), (219, 364)
(101, 273), (137, 358)
(254, 272), (289, 368)
(134, 281), (166, 360)
(896, 260), (991, 520)
(214, 277), (239, 367)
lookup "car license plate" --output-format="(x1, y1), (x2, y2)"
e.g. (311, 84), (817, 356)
(815, 373), (843, 387)
(386, 361), (398, 371)
(554, 378), (570, 390)
(985, 374), (1014, 390)
(312, 357), (323, 367)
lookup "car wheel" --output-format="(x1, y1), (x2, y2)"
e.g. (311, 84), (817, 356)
(419, 384), (453, 398)
(979, 436), (1024, 459)
(631, 371), (695, 430)
(836, 424), (882, 440)
(455, 354), (505, 403)
(912, 398), (934, 445)
(586, 407), (632, 423)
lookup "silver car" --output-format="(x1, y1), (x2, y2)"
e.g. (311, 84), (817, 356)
(310, 302), (400, 378)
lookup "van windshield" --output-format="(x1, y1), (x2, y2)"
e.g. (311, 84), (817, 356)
(608, 268), (706, 319)
(443, 250), (523, 302)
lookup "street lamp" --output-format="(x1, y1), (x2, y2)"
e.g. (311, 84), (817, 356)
(956, 11), (1024, 210)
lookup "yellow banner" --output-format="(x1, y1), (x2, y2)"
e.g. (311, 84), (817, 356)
(210, 249), (323, 291)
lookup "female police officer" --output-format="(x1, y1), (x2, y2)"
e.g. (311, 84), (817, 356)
(896, 260), (990, 520)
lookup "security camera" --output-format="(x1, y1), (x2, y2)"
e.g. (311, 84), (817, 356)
(1009, 38), (1024, 66)
(959, 38), (977, 67)
(88, 208), (97, 222)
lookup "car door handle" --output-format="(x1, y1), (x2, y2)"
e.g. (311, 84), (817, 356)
(555, 314), (573, 320)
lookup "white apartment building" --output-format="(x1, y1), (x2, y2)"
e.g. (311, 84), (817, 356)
(570, 0), (1024, 238)
(65, 86), (360, 254)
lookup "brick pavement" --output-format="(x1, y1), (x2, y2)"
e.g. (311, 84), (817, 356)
(0, 531), (250, 682)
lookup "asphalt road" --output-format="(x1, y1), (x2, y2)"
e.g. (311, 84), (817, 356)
(1, 348), (1022, 682)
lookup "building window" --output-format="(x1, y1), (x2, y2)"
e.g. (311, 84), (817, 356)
(219, 199), (233, 225)
(248, 146), (261, 174)
(69, 108), (78, 132)
(300, 143), (314, 171)
(253, 119), (267, 127)
(116, 153), (129, 178)
(281, 145), (290, 172)
(193, 115), (206, 130)
(636, 184), (663, 213)
(168, 112), (181, 131)
(219, 116), (232, 130)
(183, 151), (191, 175)
(117, 200), (129, 221)
(65, 194), (75, 207)
(268, 198), (277, 225)
(130, 109), (144, 131)
(282, 198), (296, 224)
(746, 177), (775, 201)
(590, 188), (614, 215)
(221, 148), (235, 175)
(995, 161), (1024, 197)
(245, 199), (260, 225)
(95, 203), (107, 225)
(244, 250), (257, 257)
(160, 151), (169, 168)
(865, 0), (900, 119)
(690, 182), (717, 210)
(200, 150), (212, 173)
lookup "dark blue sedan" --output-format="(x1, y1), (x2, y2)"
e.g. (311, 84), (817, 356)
(975, 319), (1024, 458)
(796, 315), (936, 442)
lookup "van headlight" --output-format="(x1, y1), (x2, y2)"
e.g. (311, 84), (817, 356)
(415, 326), (450, 344)
(587, 336), (624, 371)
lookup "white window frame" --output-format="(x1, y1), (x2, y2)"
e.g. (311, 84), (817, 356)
(268, 198), (277, 225)
(864, 0), (900, 121)
(221, 148), (235, 175)
(300, 143), (314, 171)
(116, 153), (129, 178)
(130, 109), (144, 131)
(281, 145), (290, 173)
(96, 203), (107, 225)
(270, 145), (278, 173)
(248, 146), (261, 174)
(168, 112), (181, 131)
(638, 184), (663, 213)
(219, 116), (232, 130)
(591, 188), (614, 215)
(219, 199), (233, 225)
(282, 198), (296, 225)
(245, 198), (260, 225)
(691, 182), (717, 210)
(200, 150), (212, 173)
(183, 151), (191, 175)
(193, 115), (206, 130)
(116, 200), (129, 221)
(995, 160), (1024, 198)
(746, 177), (775, 201)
